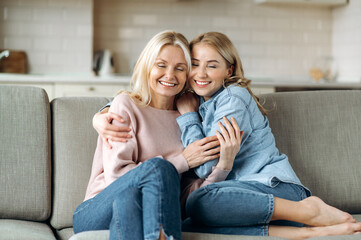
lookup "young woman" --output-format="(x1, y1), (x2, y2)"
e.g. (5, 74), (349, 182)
(92, 32), (361, 239)
(72, 30), (223, 240)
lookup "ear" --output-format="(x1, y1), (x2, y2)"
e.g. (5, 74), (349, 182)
(227, 65), (234, 78)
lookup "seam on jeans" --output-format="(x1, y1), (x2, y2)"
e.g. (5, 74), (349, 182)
(265, 194), (274, 224)
(145, 159), (163, 240)
(112, 200), (122, 240)
(73, 197), (94, 215)
(263, 224), (269, 236)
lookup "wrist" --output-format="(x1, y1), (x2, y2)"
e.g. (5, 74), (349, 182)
(179, 108), (196, 115)
(216, 161), (233, 171)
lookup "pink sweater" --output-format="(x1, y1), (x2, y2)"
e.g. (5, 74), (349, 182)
(84, 92), (230, 201)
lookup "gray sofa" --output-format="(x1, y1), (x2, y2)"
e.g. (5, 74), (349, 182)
(1, 85), (361, 240)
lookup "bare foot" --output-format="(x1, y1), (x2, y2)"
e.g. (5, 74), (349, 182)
(300, 196), (355, 226)
(269, 222), (361, 240)
(304, 222), (361, 239)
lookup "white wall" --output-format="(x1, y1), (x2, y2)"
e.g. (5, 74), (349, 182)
(3, 0), (357, 82)
(94, 0), (333, 80)
(0, 0), (93, 74)
(332, 0), (361, 82)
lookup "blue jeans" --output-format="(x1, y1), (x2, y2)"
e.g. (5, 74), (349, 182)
(73, 158), (182, 240)
(183, 180), (308, 236)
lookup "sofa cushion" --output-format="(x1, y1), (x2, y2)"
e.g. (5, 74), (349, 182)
(261, 90), (361, 213)
(56, 228), (75, 240)
(69, 230), (109, 240)
(69, 230), (286, 240)
(50, 97), (112, 230)
(0, 85), (51, 221)
(0, 219), (55, 240)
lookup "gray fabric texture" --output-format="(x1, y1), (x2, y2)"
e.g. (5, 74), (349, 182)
(0, 219), (55, 240)
(310, 236), (361, 240)
(0, 85), (51, 221)
(69, 231), (285, 240)
(50, 97), (112, 230)
(261, 90), (361, 213)
(183, 232), (286, 240)
(56, 228), (75, 240)
(69, 230), (109, 240)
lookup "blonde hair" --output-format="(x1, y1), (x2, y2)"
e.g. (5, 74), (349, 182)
(190, 32), (267, 115)
(120, 30), (191, 106)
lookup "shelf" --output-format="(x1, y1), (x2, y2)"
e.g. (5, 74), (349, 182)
(253, 0), (348, 7)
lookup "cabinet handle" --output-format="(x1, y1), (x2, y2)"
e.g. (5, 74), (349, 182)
(88, 87), (95, 91)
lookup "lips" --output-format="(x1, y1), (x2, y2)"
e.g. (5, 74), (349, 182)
(159, 81), (177, 87)
(194, 80), (211, 88)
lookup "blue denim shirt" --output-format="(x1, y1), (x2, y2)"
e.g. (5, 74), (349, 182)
(177, 85), (308, 190)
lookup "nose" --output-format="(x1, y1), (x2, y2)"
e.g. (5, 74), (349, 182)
(165, 67), (175, 81)
(196, 66), (207, 79)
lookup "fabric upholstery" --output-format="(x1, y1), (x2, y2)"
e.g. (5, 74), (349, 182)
(2, 85), (361, 240)
(50, 97), (112, 230)
(56, 228), (75, 240)
(0, 219), (55, 240)
(69, 230), (109, 240)
(0, 85), (51, 221)
(183, 232), (286, 240)
(261, 90), (361, 213)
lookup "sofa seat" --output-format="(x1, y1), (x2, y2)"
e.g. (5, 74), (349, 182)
(0, 219), (55, 240)
(69, 215), (361, 240)
(56, 228), (75, 240)
(2, 86), (361, 240)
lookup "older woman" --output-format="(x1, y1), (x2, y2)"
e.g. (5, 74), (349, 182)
(72, 30), (222, 240)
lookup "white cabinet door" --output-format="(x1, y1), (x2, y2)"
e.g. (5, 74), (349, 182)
(54, 83), (131, 98)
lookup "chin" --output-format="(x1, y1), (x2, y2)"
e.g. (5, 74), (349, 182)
(192, 88), (207, 97)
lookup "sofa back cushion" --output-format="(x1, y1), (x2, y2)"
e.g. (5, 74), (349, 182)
(50, 97), (111, 230)
(0, 85), (51, 221)
(261, 90), (361, 213)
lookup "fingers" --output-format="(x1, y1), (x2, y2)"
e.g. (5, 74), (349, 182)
(219, 117), (243, 144)
(205, 146), (220, 156)
(218, 119), (230, 141)
(198, 135), (218, 146)
(215, 129), (225, 144)
(230, 117), (242, 141)
(108, 112), (125, 123)
(103, 137), (113, 149)
(202, 138), (220, 150)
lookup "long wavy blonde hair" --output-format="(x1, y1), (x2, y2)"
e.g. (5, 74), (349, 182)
(120, 30), (191, 106)
(190, 32), (267, 115)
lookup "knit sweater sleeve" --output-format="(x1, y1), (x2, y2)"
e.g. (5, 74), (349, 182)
(102, 93), (141, 186)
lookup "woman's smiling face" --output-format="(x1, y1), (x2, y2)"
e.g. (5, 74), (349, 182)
(189, 43), (233, 101)
(148, 45), (187, 108)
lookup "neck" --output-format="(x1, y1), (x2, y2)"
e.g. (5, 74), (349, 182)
(149, 96), (175, 110)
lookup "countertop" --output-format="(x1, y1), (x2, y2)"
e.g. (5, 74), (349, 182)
(1, 73), (361, 89)
(0, 73), (131, 84)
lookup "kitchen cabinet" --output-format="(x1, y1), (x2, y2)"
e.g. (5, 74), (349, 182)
(253, 0), (348, 6)
(0, 82), (129, 100)
(0, 74), (132, 100)
(54, 83), (130, 98)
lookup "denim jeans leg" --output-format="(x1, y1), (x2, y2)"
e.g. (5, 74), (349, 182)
(73, 157), (182, 240)
(110, 187), (144, 239)
(141, 158), (182, 240)
(185, 180), (307, 236)
(186, 181), (274, 227)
